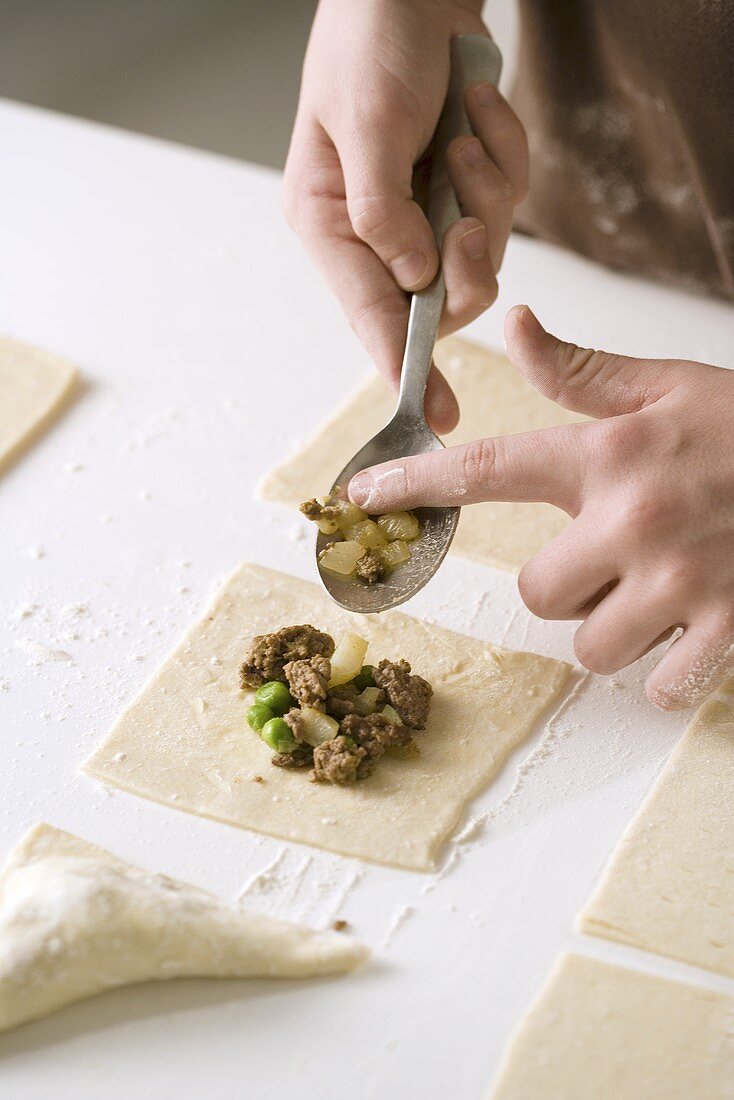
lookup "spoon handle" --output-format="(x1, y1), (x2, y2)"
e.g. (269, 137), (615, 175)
(396, 34), (503, 425)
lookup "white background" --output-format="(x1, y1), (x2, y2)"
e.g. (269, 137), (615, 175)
(1, 100), (733, 1098)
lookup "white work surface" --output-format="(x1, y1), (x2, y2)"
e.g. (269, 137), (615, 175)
(1, 99), (733, 1099)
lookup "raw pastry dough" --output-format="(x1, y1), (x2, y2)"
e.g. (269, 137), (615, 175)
(83, 563), (569, 871)
(260, 337), (587, 573)
(487, 953), (734, 1100)
(0, 823), (367, 1033)
(577, 693), (734, 978)
(0, 337), (77, 472)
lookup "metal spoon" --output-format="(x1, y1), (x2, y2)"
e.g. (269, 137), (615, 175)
(316, 33), (503, 613)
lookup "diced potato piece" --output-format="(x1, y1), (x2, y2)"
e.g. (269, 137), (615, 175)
(377, 510), (420, 542)
(342, 519), (388, 549)
(381, 704), (403, 725)
(354, 686), (383, 715)
(298, 707), (340, 747)
(315, 516), (339, 535)
(329, 633), (369, 687)
(332, 500), (368, 533)
(319, 540), (365, 576)
(379, 539), (411, 569)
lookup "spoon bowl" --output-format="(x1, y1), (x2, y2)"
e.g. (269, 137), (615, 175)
(316, 414), (460, 613)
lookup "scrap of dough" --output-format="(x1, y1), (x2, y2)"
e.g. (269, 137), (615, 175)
(577, 692), (734, 978)
(259, 336), (587, 574)
(82, 563), (569, 872)
(0, 823), (368, 1033)
(0, 336), (78, 472)
(487, 953), (734, 1100)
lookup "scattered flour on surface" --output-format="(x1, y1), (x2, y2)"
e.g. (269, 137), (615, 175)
(18, 641), (74, 665)
(237, 851), (289, 901)
(380, 904), (414, 948)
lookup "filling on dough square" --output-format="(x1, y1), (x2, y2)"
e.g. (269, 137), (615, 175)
(83, 563), (569, 871)
(259, 337), (586, 574)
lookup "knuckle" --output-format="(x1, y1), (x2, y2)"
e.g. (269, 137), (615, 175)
(347, 194), (401, 244)
(593, 415), (639, 463)
(646, 679), (684, 711)
(349, 288), (405, 350)
(400, 460), (425, 502)
(281, 170), (325, 238)
(656, 559), (698, 600)
(518, 566), (555, 619)
(624, 491), (665, 528)
(616, 487), (671, 541)
(459, 436), (498, 491)
(449, 276), (498, 327)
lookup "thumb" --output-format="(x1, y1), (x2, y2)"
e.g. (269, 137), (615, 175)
(504, 305), (682, 418)
(348, 425), (584, 514)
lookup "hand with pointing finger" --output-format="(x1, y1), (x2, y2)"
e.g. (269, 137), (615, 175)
(348, 305), (734, 710)
(283, 0), (528, 434)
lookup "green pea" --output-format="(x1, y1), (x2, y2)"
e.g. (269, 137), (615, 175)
(261, 717), (296, 754)
(351, 665), (375, 691)
(255, 681), (294, 716)
(247, 703), (273, 731)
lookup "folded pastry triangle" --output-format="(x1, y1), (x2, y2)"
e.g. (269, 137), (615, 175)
(0, 823), (368, 1032)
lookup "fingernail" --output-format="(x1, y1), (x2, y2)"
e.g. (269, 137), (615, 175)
(348, 472), (374, 509)
(459, 224), (487, 260)
(391, 250), (427, 288)
(460, 138), (487, 168)
(473, 82), (500, 108)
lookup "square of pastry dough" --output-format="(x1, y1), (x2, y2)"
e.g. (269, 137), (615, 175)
(259, 337), (586, 574)
(0, 336), (78, 473)
(83, 564), (569, 871)
(577, 691), (734, 978)
(487, 952), (733, 1100)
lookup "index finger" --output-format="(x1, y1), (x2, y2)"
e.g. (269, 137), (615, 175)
(348, 424), (588, 514)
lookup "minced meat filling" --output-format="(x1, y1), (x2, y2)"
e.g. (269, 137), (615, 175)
(341, 712), (412, 752)
(373, 658), (433, 729)
(300, 498), (339, 523)
(324, 683), (358, 718)
(239, 625), (335, 688)
(284, 655), (331, 709)
(312, 736), (367, 785)
(355, 550), (386, 585)
(242, 624), (434, 786)
(283, 708), (306, 740)
(272, 742), (314, 769)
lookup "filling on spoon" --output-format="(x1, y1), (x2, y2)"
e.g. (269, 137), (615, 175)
(239, 625), (433, 785)
(300, 491), (421, 585)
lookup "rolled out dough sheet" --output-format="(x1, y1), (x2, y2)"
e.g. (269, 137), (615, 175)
(577, 692), (734, 978)
(0, 336), (78, 472)
(259, 336), (586, 574)
(487, 953), (734, 1100)
(82, 563), (569, 871)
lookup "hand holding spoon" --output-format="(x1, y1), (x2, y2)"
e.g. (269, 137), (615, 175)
(315, 34), (503, 613)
